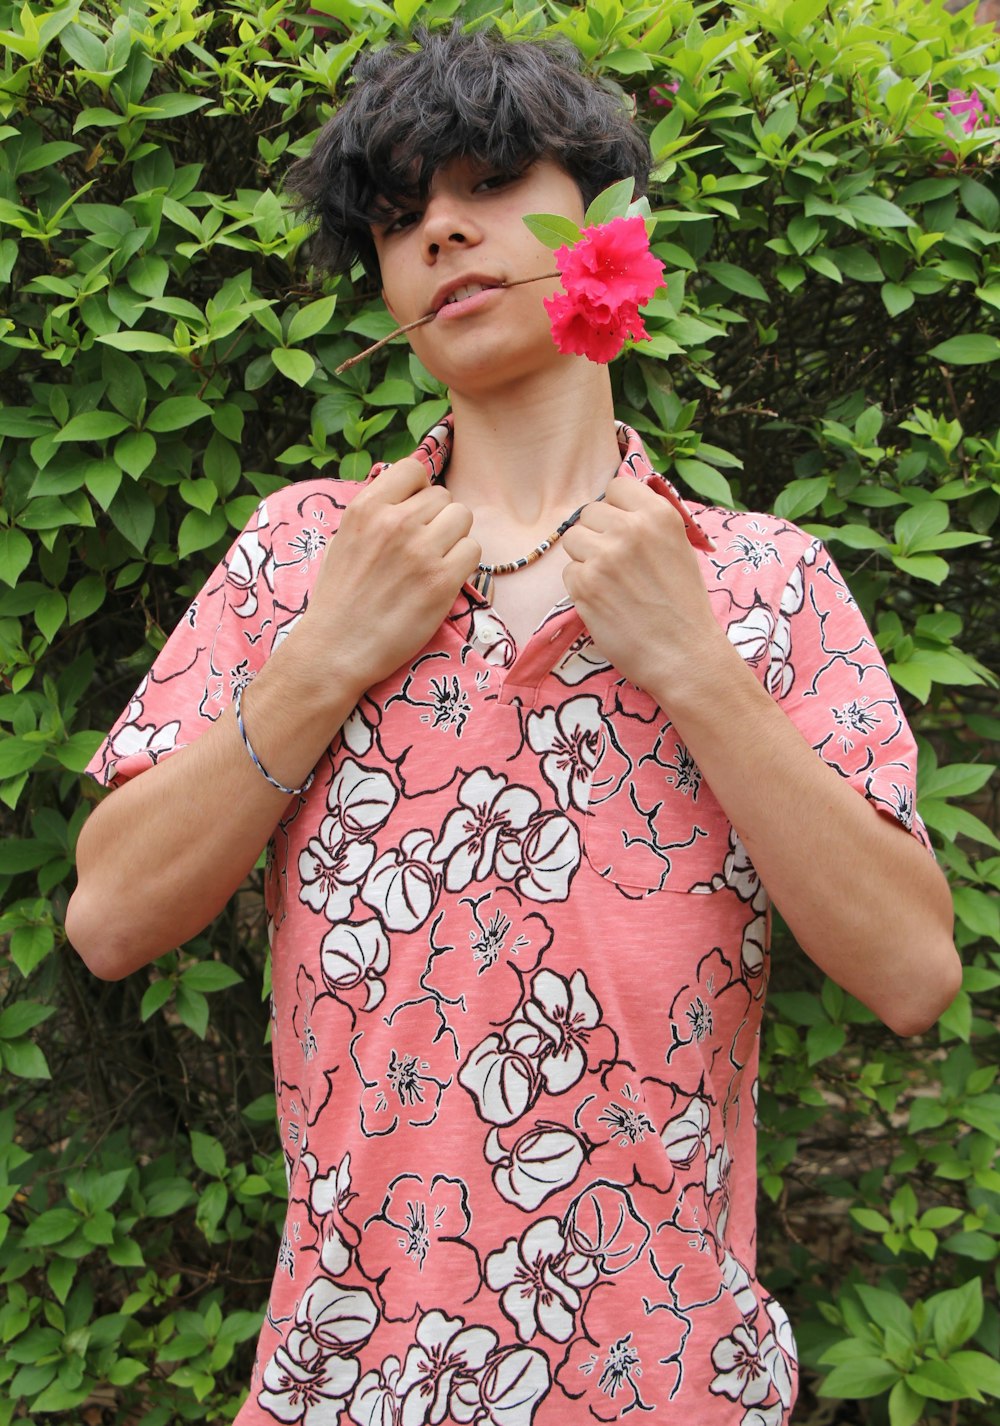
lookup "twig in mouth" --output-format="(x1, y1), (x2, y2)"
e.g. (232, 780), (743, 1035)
(333, 270), (559, 375)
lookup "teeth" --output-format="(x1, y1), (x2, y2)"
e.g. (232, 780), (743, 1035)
(446, 283), (488, 304)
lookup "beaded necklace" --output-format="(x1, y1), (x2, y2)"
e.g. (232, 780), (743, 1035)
(468, 491), (606, 603)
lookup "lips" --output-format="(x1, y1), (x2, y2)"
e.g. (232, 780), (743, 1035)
(432, 276), (503, 313)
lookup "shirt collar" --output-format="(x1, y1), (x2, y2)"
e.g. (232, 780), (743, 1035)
(367, 414), (714, 553)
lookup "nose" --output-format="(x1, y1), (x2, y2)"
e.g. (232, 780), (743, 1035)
(421, 191), (481, 263)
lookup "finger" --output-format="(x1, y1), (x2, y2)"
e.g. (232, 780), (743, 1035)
(603, 475), (653, 510)
(561, 525), (601, 563)
(403, 482), (453, 523)
(424, 500), (474, 554)
(576, 499), (617, 533)
(443, 535), (482, 584)
(370, 457), (431, 503)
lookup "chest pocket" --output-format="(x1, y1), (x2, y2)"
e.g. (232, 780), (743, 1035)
(581, 680), (730, 894)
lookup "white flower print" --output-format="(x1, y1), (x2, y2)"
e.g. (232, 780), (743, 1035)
(521, 969), (602, 1096)
(349, 1354), (402, 1426)
(706, 1140), (732, 1239)
(660, 1096), (712, 1168)
(302, 1151), (356, 1277)
(496, 811), (581, 903)
(328, 758), (398, 838)
(762, 1299), (797, 1408)
(721, 1251), (759, 1320)
(342, 701), (376, 758)
(396, 1310), (497, 1426)
(451, 1346), (551, 1425)
(227, 524), (274, 618)
(526, 695), (602, 811)
(299, 816), (376, 922)
(485, 1218), (597, 1343)
(258, 1330), (360, 1423)
(321, 920), (391, 1012)
(431, 769), (539, 893)
(709, 1323), (772, 1406)
(741, 1408), (785, 1426)
(487, 1124), (586, 1211)
(109, 686), (180, 763)
(298, 1277), (379, 1353)
(361, 829), (440, 932)
(727, 601), (776, 668)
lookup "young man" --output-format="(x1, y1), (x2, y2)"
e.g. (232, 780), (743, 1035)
(68, 27), (959, 1426)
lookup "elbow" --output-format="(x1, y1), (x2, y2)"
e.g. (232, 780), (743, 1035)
(65, 885), (136, 982)
(883, 938), (963, 1038)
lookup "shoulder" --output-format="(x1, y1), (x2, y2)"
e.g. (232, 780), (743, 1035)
(257, 475), (368, 533)
(684, 504), (821, 591)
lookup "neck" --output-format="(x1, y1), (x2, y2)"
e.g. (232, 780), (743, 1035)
(443, 363), (620, 525)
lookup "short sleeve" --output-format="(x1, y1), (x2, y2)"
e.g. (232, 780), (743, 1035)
(769, 538), (932, 850)
(87, 498), (288, 791)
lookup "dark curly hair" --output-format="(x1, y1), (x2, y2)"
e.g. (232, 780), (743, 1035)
(286, 26), (651, 278)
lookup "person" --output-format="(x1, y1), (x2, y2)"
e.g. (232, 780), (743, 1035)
(67, 26), (960, 1426)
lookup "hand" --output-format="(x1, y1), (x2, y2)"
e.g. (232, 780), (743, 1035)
(560, 476), (725, 694)
(298, 458), (481, 694)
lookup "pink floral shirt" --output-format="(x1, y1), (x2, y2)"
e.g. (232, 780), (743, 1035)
(89, 420), (928, 1426)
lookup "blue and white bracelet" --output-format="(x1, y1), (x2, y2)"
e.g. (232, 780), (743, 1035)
(234, 684), (314, 797)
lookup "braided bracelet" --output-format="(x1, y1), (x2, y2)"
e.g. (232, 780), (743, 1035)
(234, 684), (314, 797)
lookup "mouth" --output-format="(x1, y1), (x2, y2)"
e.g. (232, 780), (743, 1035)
(433, 278), (503, 314)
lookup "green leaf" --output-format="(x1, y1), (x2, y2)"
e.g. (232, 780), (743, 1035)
(175, 982), (209, 1038)
(584, 177), (636, 227)
(287, 295), (337, 344)
(773, 477), (829, 520)
(97, 330), (177, 353)
(191, 1131), (227, 1177)
(178, 507), (227, 558)
(820, 1359), (900, 1397)
(35, 590), (67, 642)
(702, 261), (768, 300)
(943, 1351), (1000, 1397)
(182, 961), (243, 992)
(140, 979), (174, 1022)
(905, 1358), (971, 1402)
(145, 396), (212, 433)
(22, 1207), (80, 1248)
(272, 347), (316, 386)
(930, 1278), (983, 1354)
(888, 1380), (925, 1426)
(0, 528), (32, 586)
(109, 483), (155, 553)
(881, 282), (915, 316)
(894, 501), (949, 549)
(522, 212), (582, 250)
(929, 334), (1000, 365)
(673, 459), (734, 505)
(54, 410), (130, 443)
(845, 194), (915, 228)
(0, 738), (46, 778)
(806, 1021), (846, 1065)
(892, 554), (950, 585)
(2, 1037), (51, 1079)
(115, 430), (156, 478)
(0, 1002), (56, 1038)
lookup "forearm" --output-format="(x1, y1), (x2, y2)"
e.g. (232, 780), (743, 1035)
(652, 633), (960, 1035)
(67, 625), (363, 980)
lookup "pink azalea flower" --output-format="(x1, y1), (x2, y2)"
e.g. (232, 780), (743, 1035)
(543, 215), (665, 364)
(649, 81), (680, 108)
(936, 88), (987, 161)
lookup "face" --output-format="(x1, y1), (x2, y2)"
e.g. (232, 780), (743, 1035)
(371, 155), (586, 394)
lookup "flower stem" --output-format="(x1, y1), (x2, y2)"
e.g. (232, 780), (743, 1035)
(333, 271), (559, 375)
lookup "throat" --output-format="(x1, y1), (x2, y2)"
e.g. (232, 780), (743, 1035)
(479, 552), (572, 652)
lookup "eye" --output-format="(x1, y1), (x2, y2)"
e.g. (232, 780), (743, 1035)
(382, 208), (420, 236)
(474, 170), (524, 193)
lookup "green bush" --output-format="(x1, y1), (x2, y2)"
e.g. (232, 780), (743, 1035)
(0, 0), (997, 1421)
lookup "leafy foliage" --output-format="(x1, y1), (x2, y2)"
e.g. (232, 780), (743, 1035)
(0, 0), (997, 1421)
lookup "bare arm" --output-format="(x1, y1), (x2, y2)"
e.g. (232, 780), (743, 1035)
(562, 480), (961, 1036)
(66, 460), (480, 980)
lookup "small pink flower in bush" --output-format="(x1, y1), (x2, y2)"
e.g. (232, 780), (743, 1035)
(936, 88), (987, 161)
(650, 81), (680, 108)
